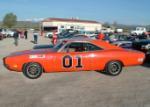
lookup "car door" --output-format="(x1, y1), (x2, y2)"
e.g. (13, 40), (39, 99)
(53, 42), (93, 72)
(83, 43), (105, 70)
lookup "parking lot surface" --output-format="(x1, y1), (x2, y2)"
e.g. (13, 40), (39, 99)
(0, 34), (150, 107)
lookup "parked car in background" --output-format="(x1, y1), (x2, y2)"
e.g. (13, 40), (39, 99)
(45, 29), (75, 38)
(0, 28), (7, 39)
(87, 34), (97, 39)
(78, 31), (98, 39)
(45, 32), (53, 38)
(6, 30), (15, 37)
(0, 32), (3, 40)
(33, 44), (54, 49)
(45, 32), (59, 38)
(68, 34), (88, 39)
(112, 41), (133, 49)
(101, 28), (114, 33)
(58, 30), (79, 40)
(132, 39), (150, 60)
(107, 34), (129, 43)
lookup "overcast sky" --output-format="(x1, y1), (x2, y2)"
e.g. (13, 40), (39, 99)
(0, 0), (150, 25)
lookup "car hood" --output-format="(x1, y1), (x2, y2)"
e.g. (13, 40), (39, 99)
(33, 44), (54, 49)
(9, 49), (54, 56)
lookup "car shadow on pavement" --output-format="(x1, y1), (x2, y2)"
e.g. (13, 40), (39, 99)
(96, 71), (111, 76)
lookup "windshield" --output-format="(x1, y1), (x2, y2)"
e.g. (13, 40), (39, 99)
(52, 41), (66, 51)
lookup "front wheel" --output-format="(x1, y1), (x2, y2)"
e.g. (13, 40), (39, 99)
(105, 61), (122, 76)
(23, 62), (43, 79)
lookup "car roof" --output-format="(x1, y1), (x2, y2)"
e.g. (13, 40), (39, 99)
(63, 39), (122, 50)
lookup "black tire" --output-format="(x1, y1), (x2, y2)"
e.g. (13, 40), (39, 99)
(23, 62), (43, 79)
(105, 61), (122, 76)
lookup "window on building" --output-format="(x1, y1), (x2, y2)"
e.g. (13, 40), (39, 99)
(43, 27), (57, 32)
(61, 26), (65, 28)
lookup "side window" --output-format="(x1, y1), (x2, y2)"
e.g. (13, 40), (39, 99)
(63, 42), (86, 52)
(62, 42), (102, 52)
(86, 43), (102, 51)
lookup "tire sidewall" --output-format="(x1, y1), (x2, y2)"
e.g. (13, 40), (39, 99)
(23, 62), (43, 79)
(105, 61), (122, 76)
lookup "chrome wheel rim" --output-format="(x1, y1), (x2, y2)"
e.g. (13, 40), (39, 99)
(109, 62), (121, 75)
(26, 64), (41, 78)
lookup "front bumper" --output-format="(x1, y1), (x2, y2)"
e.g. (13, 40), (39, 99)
(3, 57), (13, 71)
(3, 57), (7, 68)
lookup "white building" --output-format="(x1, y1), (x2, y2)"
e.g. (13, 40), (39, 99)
(40, 18), (102, 35)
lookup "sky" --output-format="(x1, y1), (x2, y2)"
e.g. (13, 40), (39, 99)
(0, 0), (150, 25)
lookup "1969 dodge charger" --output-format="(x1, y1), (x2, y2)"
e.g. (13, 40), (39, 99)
(3, 39), (145, 79)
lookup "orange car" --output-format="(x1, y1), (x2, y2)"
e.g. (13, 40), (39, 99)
(3, 39), (145, 79)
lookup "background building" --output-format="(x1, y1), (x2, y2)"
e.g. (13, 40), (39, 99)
(40, 18), (102, 35)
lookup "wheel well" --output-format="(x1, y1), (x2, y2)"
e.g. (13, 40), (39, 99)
(117, 60), (124, 66)
(106, 60), (124, 67)
(22, 63), (27, 71)
(22, 62), (45, 72)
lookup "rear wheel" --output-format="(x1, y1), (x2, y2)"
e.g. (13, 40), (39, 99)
(105, 61), (122, 76)
(23, 62), (43, 79)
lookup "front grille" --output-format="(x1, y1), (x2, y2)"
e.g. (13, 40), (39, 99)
(3, 57), (12, 70)
(3, 57), (8, 68)
(3, 57), (9, 69)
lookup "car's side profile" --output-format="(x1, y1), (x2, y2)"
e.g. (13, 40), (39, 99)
(3, 40), (145, 79)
